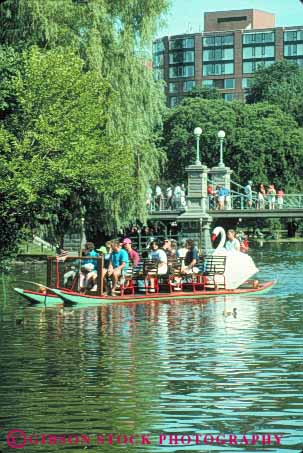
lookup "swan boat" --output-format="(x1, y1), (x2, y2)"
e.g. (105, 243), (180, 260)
(14, 229), (276, 306)
(14, 280), (276, 306)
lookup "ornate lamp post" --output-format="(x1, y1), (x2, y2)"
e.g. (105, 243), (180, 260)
(194, 127), (202, 165)
(218, 130), (226, 167)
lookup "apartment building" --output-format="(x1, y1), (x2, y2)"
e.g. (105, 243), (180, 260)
(152, 9), (303, 106)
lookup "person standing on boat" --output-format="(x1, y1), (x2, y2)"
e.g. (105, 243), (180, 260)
(122, 238), (140, 267)
(107, 240), (129, 296)
(225, 229), (241, 252)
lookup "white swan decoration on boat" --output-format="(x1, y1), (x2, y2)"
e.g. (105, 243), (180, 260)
(211, 226), (258, 290)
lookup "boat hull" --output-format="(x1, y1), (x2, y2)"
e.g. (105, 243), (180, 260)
(51, 280), (276, 305)
(14, 288), (62, 305)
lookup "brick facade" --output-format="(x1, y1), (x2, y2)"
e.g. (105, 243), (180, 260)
(152, 9), (303, 107)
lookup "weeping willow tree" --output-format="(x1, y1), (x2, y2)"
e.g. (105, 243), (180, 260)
(0, 0), (168, 245)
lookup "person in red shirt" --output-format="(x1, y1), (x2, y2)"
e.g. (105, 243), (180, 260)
(122, 238), (140, 267)
(207, 185), (215, 209)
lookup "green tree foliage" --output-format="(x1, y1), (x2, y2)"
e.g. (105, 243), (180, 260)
(185, 86), (221, 100)
(246, 61), (303, 125)
(0, 45), (20, 119)
(0, 0), (169, 257)
(162, 97), (303, 191)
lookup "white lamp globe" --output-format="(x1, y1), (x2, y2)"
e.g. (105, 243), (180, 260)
(194, 127), (202, 137)
(218, 130), (226, 139)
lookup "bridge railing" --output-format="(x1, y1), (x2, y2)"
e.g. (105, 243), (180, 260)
(206, 193), (303, 210)
(148, 193), (303, 212)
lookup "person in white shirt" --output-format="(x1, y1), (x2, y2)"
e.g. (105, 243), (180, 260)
(147, 240), (168, 292)
(225, 229), (241, 252)
(148, 240), (168, 274)
(174, 184), (182, 208)
(155, 185), (163, 210)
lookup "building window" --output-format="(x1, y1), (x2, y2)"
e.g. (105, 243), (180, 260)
(169, 82), (178, 93)
(184, 51), (195, 62)
(243, 32), (275, 44)
(169, 37), (194, 50)
(285, 58), (303, 68)
(223, 93), (235, 101)
(203, 47), (234, 61)
(169, 51), (194, 64)
(153, 53), (164, 67)
(243, 59), (274, 74)
(169, 65), (195, 78)
(224, 79), (235, 89)
(202, 79), (214, 87)
(284, 43), (303, 57)
(243, 45), (275, 59)
(242, 78), (253, 89)
(218, 16), (247, 23)
(203, 62), (234, 76)
(170, 96), (180, 107)
(284, 30), (303, 42)
(183, 80), (196, 92)
(153, 40), (164, 53)
(203, 34), (234, 47)
(153, 68), (164, 80)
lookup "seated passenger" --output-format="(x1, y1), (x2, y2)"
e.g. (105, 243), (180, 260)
(122, 238), (140, 267)
(225, 229), (240, 252)
(107, 240), (129, 296)
(80, 263), (97, 292)
(63, 259), (80, 287)
(83, 242), (99, 268)
(147, 240), (168, 292)
(80, 242), (99, 291)
(182, 239), (199, 274)
(100, 241), (113, 294)
(148, 240), (168, 275)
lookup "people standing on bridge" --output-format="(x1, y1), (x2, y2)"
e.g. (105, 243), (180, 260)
(155, 185), (163, 210)
(244, 181), (253, 208)
(257, 184), (266, 209)
(174, 184), (182, 208)
(166, 185), (173, 210)
(277, 188), (285, 209)
(224, 187), (231, 210)
(146, 186), (153, 210)
(217, 186), (226, 210)
(180, 186), (186, 208)
(268, 184), (276, 210)
(207, 185), (215, 209)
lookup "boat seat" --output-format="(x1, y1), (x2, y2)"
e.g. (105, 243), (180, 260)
(120, 267), (135, 296)
(143, 259), (159, 294)
(168, 260), (183, 292)
(182, 271), (204, 292)
(202, 255), (226, 289)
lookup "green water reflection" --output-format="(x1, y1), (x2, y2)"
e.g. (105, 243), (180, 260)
(0, 243), (302, 452)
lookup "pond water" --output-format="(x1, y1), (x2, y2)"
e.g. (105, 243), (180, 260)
(0, 243), (302, 452)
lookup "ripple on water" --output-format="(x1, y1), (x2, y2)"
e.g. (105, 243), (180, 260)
(0, 243), (302, 452)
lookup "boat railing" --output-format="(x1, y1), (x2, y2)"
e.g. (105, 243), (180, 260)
(47, 254), (228, 297)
